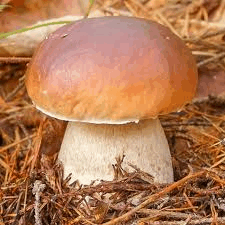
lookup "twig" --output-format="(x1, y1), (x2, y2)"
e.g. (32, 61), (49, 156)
(102, 171), (205, 225)
(12, 192), (23, 225)
(200, 27), (225, 39)
(5, 76), (25, 102)
(0, 57), (31, 64)
(30, 121), (44, 174)
(0, 133), (36, 153)
(161, 121), (211, 127)
(138, 208), (201, 219)
(23, 179), (29, 225)
(197, 52), (225, 68)
(171, 18), (225, 29)
(32, 180), (46, 225)
(67, 179), (159, 196)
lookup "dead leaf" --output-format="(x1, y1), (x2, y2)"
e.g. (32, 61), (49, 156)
(146, 0), (167, 9)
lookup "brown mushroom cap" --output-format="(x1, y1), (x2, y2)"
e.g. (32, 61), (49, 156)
(25, 16), (198, 124)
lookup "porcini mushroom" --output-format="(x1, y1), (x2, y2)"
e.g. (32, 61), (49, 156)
(25, 16), (198, 184)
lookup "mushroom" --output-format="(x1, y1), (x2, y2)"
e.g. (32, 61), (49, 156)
(25, 16), (198, 184)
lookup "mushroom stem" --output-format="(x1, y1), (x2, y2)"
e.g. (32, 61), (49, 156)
(58, 118), (174, 184)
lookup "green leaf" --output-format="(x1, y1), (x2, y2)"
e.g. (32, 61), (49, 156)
(0, 20), (73, 39)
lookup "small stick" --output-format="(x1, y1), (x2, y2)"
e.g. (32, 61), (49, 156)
(32, 180), (46, 225)
(197, 52), (225, 68)
(5, 76), (25, 102)
(0, 57), (31, 64)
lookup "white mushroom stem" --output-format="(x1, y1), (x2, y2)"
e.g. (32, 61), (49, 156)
(58, 118), (174, 184)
